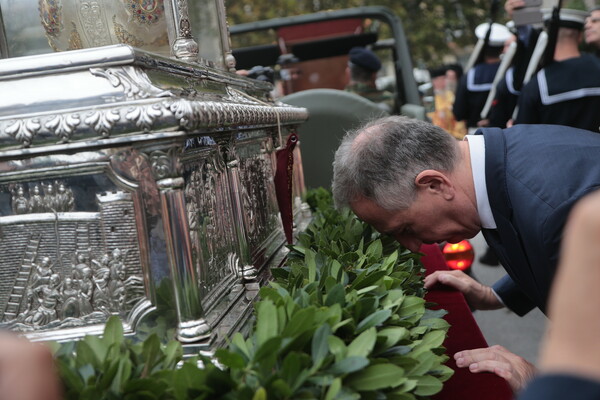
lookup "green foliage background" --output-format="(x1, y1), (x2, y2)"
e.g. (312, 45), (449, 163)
(225, 0), (498, 66)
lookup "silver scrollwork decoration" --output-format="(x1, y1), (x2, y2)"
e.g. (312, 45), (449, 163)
(45, 113), (81, 143)
(90, 67), (172, 100)
(4, 118), (42, 148)
(84, 109), (121, 137)
(125, 104), (163, 132)
(169, 98), (198, 130)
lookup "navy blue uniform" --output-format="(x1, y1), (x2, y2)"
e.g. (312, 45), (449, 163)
(488, 67), (521, 128)
(516, 54), (600, 132)
(453, 62), (500, 127)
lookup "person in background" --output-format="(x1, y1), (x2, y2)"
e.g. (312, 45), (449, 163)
(515, 9), (600, 132)
(444, 63), (463, 93)
(344, 46), (395, 113)
(518, 190), (600, 399)
(584, 6), (600, 54)
(453, 22), (512, 131)
(427, 65), (466, 139)
(0, 332), (62, 400)
(331, 115), (600, 393)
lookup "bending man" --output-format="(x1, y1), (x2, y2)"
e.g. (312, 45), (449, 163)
(332, 115), (600, 392)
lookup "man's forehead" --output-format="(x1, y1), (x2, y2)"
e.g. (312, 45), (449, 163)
(350, 196), (382, 218)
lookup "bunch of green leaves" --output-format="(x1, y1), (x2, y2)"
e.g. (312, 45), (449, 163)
(52, 317), (235, 400)
(213, 192), (452, 399)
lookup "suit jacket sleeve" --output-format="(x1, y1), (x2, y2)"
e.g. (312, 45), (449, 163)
(519, 374), (600, 400)
(492, 275), (536, 316)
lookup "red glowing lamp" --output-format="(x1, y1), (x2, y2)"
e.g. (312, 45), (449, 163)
(442, 240), (474, 271)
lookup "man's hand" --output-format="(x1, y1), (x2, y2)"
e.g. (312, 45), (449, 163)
(424, 270), (504, 310)
(0, 333), (62, 400)
(455, 345), (537, 393)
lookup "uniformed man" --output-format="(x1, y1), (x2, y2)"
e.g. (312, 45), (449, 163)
(515, 9), (600, 132)
(344, 46), (395, 113)
(453, 22), (512, 131)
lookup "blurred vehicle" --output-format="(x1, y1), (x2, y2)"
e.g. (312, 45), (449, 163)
(230, 7), (426, 190)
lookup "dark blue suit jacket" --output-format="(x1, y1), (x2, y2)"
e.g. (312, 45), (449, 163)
(519, 374), (600, 400)
(476, 125), (600, 316)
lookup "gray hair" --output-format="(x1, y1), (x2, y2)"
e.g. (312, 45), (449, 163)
(332, 115), (460, 210)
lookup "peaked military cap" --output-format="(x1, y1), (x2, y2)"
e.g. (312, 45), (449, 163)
(348, 47), (382, 72)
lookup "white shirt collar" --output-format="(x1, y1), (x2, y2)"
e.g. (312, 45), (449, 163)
(464, 134), (497, 229)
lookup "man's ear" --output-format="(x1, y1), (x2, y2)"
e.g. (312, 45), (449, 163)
(415, 170), (455, 200)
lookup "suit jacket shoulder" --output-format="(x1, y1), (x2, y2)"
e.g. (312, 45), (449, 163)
(481, 125), (600, 314)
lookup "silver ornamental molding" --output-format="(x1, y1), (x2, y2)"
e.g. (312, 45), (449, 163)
(84, 109), (121, 137)
(45, 114), (81, 142)
(89, 67), (173, 99)
(0, 66), (306, 149)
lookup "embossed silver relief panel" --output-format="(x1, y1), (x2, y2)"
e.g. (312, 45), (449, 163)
(231, 133), (283, 266)
(0, 174), (147, 336)
(182, 146), (240, 313)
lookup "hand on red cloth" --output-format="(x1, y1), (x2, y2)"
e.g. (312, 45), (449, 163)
(420, 244), (513, 400)
(424, 269), (504, 311)
(455, 345), (537, 393)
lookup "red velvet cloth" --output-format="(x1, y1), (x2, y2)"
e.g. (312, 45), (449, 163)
(274, 133), (298, 244)
(420, 244), (513, 400)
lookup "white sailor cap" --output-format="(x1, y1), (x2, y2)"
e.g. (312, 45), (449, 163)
(542, 8), (588, 30)
(474, 22), (513, 47)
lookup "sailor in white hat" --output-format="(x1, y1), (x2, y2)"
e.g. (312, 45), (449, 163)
(515, 8), (600, 132)
(453, 22), (513, 129)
